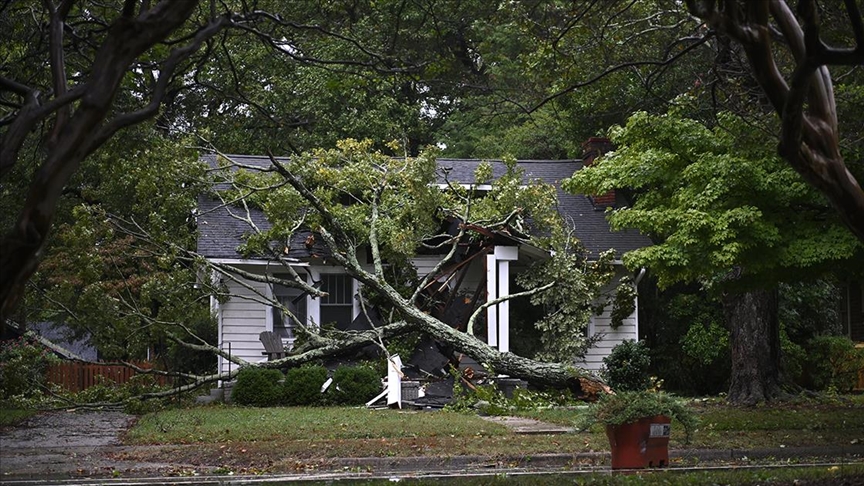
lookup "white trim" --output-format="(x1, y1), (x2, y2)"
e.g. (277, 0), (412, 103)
(494, 245), (519, 261)
(435, 183), (530, 191)
(210, 269), (224, 379)
(308, 268), (321, 328)
(352, 278), (361, 321)
(210, 258), (307, 266)
(486, 245), (519, 352)
(264, 281), (275, 332)
(498, 258), (510, 353)
(486, 253), (498, 347)
(436, 183), (494, 191)
(214, 294), (223, 379)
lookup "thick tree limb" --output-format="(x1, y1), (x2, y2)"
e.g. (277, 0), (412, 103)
(686, 0), (864, 243)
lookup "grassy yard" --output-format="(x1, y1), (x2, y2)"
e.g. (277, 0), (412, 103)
(121, 395), (864, 474)
(0, 408), (37, 427)
(517, 395), (864, 450)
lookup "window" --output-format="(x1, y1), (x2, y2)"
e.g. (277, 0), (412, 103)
(320, 274), (354, 330)
(272, 278), (307, 343)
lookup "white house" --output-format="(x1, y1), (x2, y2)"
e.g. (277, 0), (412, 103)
(197, 147), (650, 376)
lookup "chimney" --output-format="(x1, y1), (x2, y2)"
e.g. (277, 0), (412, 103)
(582, 137), (616, 208)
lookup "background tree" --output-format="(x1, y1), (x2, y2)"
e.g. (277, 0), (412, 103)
(18, 126), (216, 371)
(0, 0), (221, 325)
(566, 107), (863, 404)
(439, 1), (714, 159)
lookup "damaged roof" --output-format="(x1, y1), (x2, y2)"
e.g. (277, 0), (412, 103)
(196, 154), (650, 260)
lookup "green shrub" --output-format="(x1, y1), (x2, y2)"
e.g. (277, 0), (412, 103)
(602, 340), (652, 392)
(803, 336), (864, 392)
(580, 391), (698, 443)
(283, 365), (329, 406)
(71, 374), (169, 414)
(0, 337), (60, 399)
(780, 326), (807, 386)
(231, 367), (285, 407)
(643, 289), (730, 395)
(330, 365), (381, 405)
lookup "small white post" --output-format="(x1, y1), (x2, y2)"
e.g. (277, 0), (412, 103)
(386, 355), (403, 408)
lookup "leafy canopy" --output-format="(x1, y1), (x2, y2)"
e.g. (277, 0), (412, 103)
(565, 108), (863, 290)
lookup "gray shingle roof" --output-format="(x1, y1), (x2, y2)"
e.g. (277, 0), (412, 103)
(196, 154), (649, 260)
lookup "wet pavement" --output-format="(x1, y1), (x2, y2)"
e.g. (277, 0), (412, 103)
(1, 409), (133, 449)
(479, 415), (575, 434)
(0, 409), (174, 480)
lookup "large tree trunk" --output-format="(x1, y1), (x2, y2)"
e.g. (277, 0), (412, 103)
(724, 289), (783, 405)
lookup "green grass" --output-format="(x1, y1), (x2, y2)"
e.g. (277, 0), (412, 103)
(0, 408), (37, 427)
(127, 406), (510, 444)
(508, 396), (864, 450)
(517, 395), (864, 431)
(121, 397), (864, 473)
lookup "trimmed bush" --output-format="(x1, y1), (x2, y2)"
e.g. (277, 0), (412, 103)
(231, 367), (285, 407)
(283, 365), (329, 406)
(330, 365), (381, 405)
(803, 336), (864, 392)
(602, 339), (652, 392)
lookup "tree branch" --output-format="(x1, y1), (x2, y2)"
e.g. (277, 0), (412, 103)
(466, 281), (555, 336)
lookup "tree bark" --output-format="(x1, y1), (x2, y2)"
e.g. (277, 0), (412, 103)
(724, 288), (783, 405)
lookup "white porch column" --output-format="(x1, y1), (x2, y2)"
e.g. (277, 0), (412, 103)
(486, 246), (519, 352)
(308, 267), (321, 328)
(486, 253), (498, 347)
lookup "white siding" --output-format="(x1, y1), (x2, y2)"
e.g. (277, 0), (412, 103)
(578, 313), (638, 371)
(577, 269), (639, 371)
(412, 255), (444, 280)
(219, 277), (270, 375)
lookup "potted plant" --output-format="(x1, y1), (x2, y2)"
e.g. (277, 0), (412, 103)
(581, 391), (698, 469)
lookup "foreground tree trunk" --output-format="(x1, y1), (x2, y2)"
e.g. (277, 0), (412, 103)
(685, 1), (864, 243)
(0, 1), (218, 327)
(724, 288), (782, 405)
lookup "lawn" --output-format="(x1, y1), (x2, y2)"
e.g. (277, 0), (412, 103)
(517, 395), (864, 450)
(127, 406), (511, 444)
(0, 408), (37, 427)
(121, 395), (864, 475)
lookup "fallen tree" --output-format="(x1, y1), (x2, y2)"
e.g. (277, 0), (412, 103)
(197, 143), (621, 396)
(9, 143), (622, 405)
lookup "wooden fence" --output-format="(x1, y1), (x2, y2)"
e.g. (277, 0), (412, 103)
(46, 361), (168, 392)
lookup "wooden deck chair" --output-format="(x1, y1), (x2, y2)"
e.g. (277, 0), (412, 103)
(259, 331), (286, 360)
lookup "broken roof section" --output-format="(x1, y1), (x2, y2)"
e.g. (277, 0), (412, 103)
(196, 154), (650, 261)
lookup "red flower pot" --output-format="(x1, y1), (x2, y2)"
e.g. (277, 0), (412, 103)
(605, 415), (671, 469)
